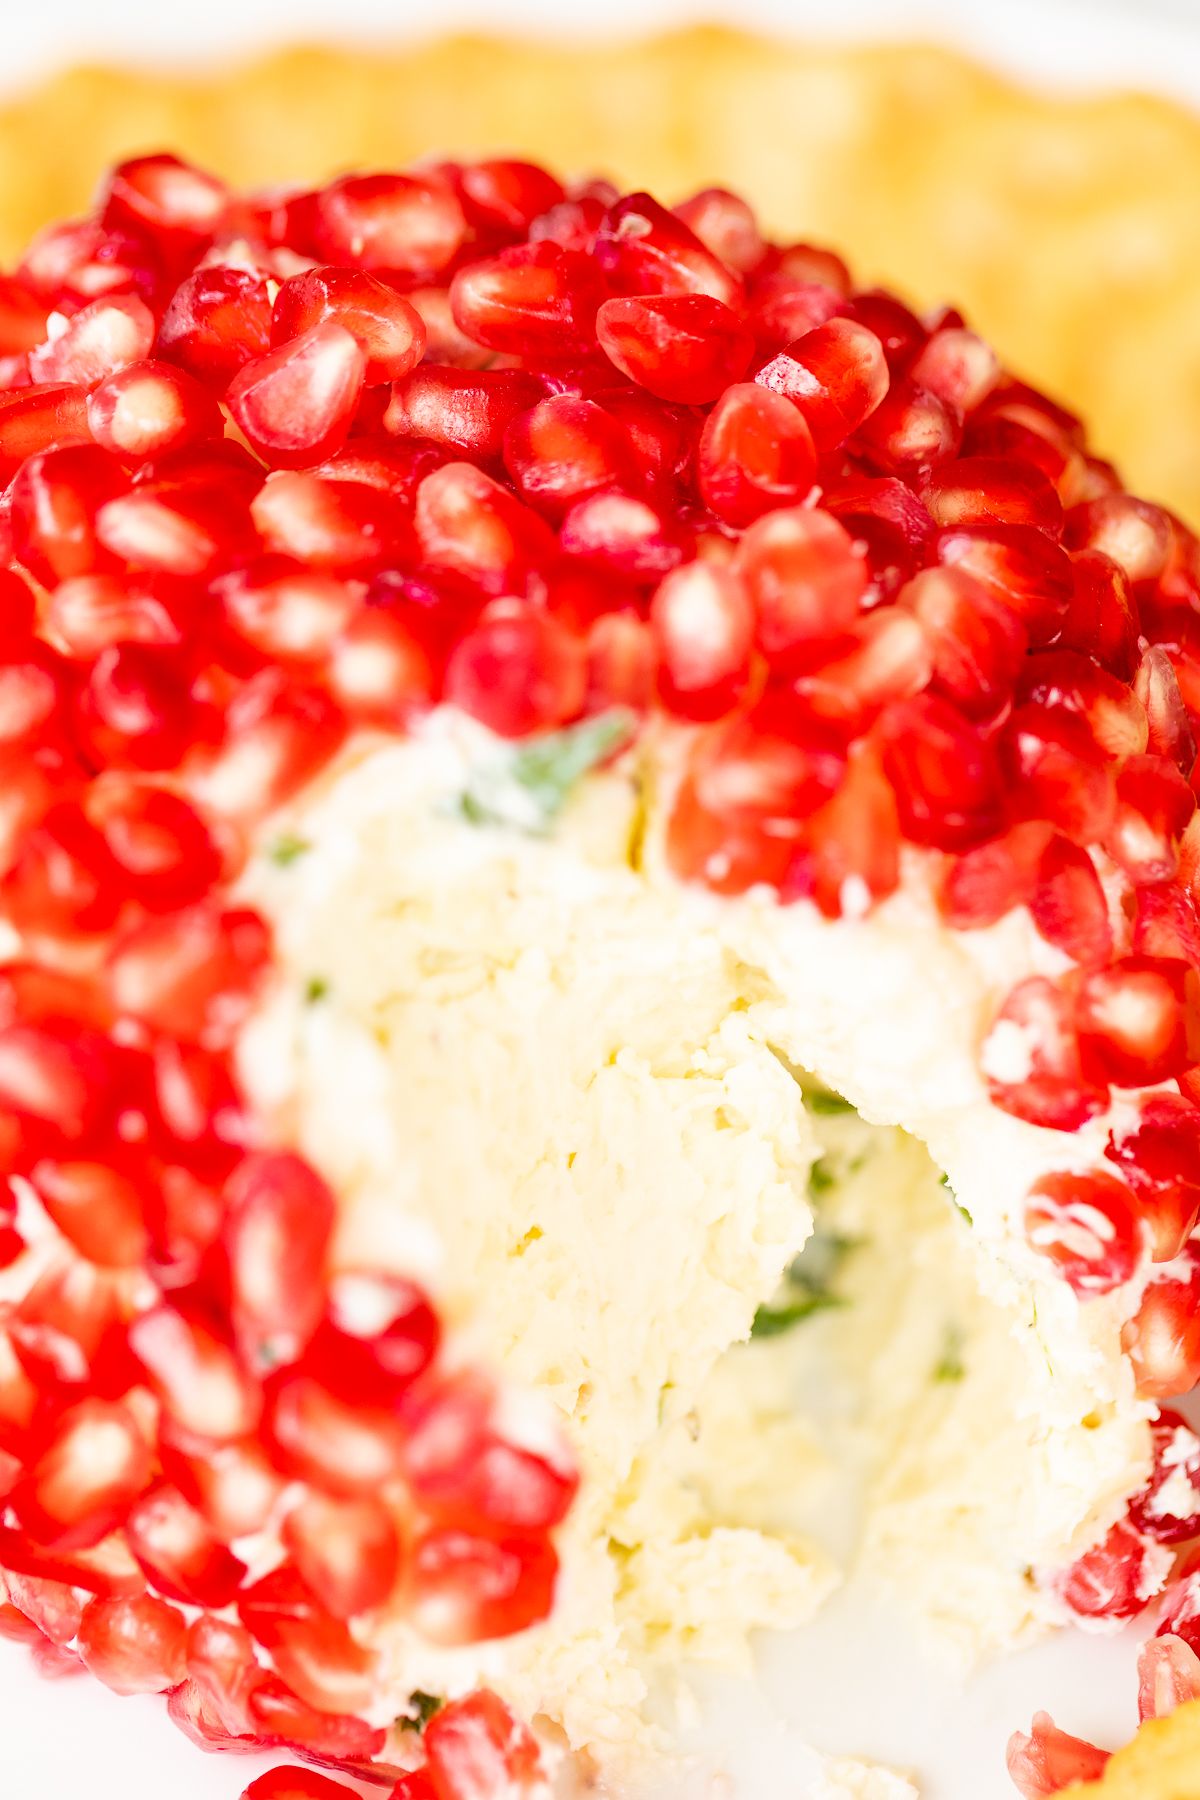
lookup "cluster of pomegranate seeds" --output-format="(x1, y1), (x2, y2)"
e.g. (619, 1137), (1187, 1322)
(0, 145), (1196, 1791)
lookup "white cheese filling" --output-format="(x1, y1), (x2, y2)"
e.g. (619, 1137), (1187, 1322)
(236, 710), (1153, 1792)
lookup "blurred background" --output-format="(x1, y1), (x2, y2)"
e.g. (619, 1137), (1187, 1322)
(1, 0), (1200, 521)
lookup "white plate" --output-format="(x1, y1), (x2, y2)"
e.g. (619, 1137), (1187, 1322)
(1, 2), (1197, 1796)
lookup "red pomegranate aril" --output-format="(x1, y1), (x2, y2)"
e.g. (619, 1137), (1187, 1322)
(248, 1675), (385, 1761)
(157, 264), (273, 386)
(1030, 836), (1113, 967)
(1077, 957), (1200, 1089)
(0, 274), (49, 354)
(735, 506), (867, 660)
(18, 217), (161, 312)
(593, 386), (694, 493)
(853, 377), (961, 475)
(697, 382), (817, 526)
(1, 800), (124, 937)
(416, 463), (555, 596)
(328, 605), (436, 724)
(1157, 1560), (1200, 1660)
(282, 1492), (401, 1620)
(798, 607), (933, 731)
(1139, 1635), (1200, 1721)
(224, 1152), (335, 1372)
(78, 1592), (188, 1695)
(1066, 493), (1173, 583)
(0, 1016), (119, 1141)
(1106, 756), (1195, 886)
(13, 1399), (151, 1550)
(87, 781), (223, 914)
(909, 326), (999, 413)
(1127, 1409), (1200, 1545)
(2, 1571), (82, 1645)
(747, 272), (844, 350)
(48, 573), (197, 656)
(0, 567), (35, 651)
(650, 562), (755, 720)
(586, 610), (654, 711)
(982, 976), (1109, 1132)
(802, 742), (902, 919)
(936, 523), (1074, 645)
(503, 395), (640, 520)
(1006, 1714), (1110, 1798)
(96, 482), (248, 579)
(445, 602), (585, 737)
(218, 560), (359, 665)
(252, 471), (410, 576)
(1024, 1168), (1146, 1296)
(169, 1677), (260, 1755)
(1019, 650), (1148, 758)
(451, 243), (599, 360)
(897, 565), (1026, 720)
(457, 158), (565, 235)
(595, 191), (741, 305)
(921, 455), (1063, 532)
(559, 490), (688, 581)
(188, 672), (347, 821)
(386, 366), (545, 465)
(315, 172), (466, 277)
(164, 1434), (284, 1541)
(31, 1156), (150, 1268)
(423, 1690), (550, 1800)
(1060, 549), (1140, 679)
(242, 1774), (360, 1800)
(125, 1479), (247, 1607)
(321, 1269), (440, 1396)
(596, 294), (752, 405)
(0, 384), (91, 481)
(130, 1303), (261, 1442)
(29, 294), (156, 388)
(675, 188), (765, 275)
(75, 643), (195, 772)
(102, 154), (228, 254)
(755, 317), (889, 450)
(9, 1253), (129, 1394)
(228, 324), (366, 469)
(10, 443), (123, 585)
(87, 358), (221, 458)
(877, 693), (1003, 851)
(106, 903), (271, 1042)
(1001, 704), (1115, 844)
(1050, 1516), (1170, 1621)
(273, 266), (425, 384)
(410, 1528), (557, 1646)
(266, 1377), (404, 1493)
(1133, 882), (1200, 966)
(1136, 644), (1197, 773)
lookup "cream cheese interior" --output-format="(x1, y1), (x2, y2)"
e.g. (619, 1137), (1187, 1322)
(237, 710), (1153, 1793)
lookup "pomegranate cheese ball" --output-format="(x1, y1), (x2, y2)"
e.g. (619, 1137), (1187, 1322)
(0, 151), (1198, 1800)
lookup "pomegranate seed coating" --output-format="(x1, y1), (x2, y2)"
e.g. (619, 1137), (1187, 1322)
(0, 148), (1196, 1784)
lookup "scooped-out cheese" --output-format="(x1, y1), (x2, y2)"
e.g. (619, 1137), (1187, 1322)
(237, 711), (1153, 1789)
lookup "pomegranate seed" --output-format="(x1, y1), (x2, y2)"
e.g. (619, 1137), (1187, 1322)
(593, 387), (694, 494)
(1024, 1168), (1146, 1296)
(1139, 1634), (1200, 1721)
(1030, 836), (1113, 967)
(596, 295), (752, 405)
(595, 191), (741, 305)
(1158, 1557), (1200, 1657)
(650, 562), (754, 720)
(423, 1691), (550, 1800)
(282, 1492), (401, 1619)
(0, 384), (91, 480)
(157, 264), (273, 386)
(29, 294), (155, 388)
(921, 455), (1062, 533)
(982, 976), (1109, 1131)
(315, 171), (466, 276)
(735, 506), (868, 661)
(1060, 549), (1140, 678)
(102, 155), (228, 254)
(96, 482), (248, 578)
(242, 1775), (359, 1800)
(1123, 1251), (1200, 1399)
(1, 800), (124, 936)
(445, 602), (585, 737)
(8, 1255), (129, 1393)
(0, 275), (49, 354)
(416, 463), (554, 596)
(47, 571), (197, 656)
(909, 327), (998, 413)
(409, 1527), (558, 1646)
(1136, 644), (1197, 772)
(697, 382), (817, 526)
(558, 491), (688, 580)
(168, 1677), (259, 1755)
(163, 1435), (284, 1540)
(10, 443), (123, 585)
(1052, 1515), (1171, 1625)
(106, 903), (271, 1042)
(1106, 1094), (1200, 1262)
(1066, 493), (1173, 583)
(228, 324), (365, 469)
(401, 1373), (577, 1533)
(266, 1377), (404, 1493)
(1006, 1714), (1110, 1798)
(1077, 957), (1200, 1090)
(125, 1479), (247, 1606)
(503, 395), (639, 520)
(802, 742), (902, 919)
(78, 1592), (188, 1695)
(853, 377), (961, 475)
(0, 1019), (119, 1140)
(87, 358), (220, 458)
(2, 1571), (82, 1644)
(1133, 882), (1200, 965)
(747, 272), (844, 349)
(87, 780), (222, 914)
(316, 1269), (440, 1399)
(273, 267), (425, 384)
(451, 243), (599, 360)
(797, 607), (933, 733)
(756, 317), (889, 450)
(897, 565), (1026, 719)
(674, 188), (765, 275)
(937, 523), (1073, 646)
(252, 470), (410, 575)
(327, 605), (435, 724)
(386, 366), (545, 463)
(586, 611), (654, 712)
(224, 1152), (335, 1371)
(1107, 756), (1195, 886)
(877, 694), (1003, 851)
(19, 217), (161, 312)
(186, 671), (346, 820)
(13, 1399), (151, 1550)
(31, 1156), (150, 1267)
(457, 159), (565, 235)
(248, 1675), (385, 1761)
(129, 1303), (261, 1441)
(1001, 704), (1115, 844)
(218, 560), (359, 665)
(1127, 1409), (1200, 1545)
(75, 643), (195, 771)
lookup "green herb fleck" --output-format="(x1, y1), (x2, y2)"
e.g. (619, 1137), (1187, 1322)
(267, 833), (311, 867)
(752, 1228), (860, 1339)
(456, 709), (636, 834)
(808, 1157), (837, 1199)
(805, 1087), (855, 1116)
(304, 976), (330, 1005)
(399, 1691), (444, 1733)
(933, 1324), (966, 1383)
